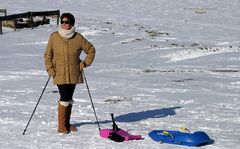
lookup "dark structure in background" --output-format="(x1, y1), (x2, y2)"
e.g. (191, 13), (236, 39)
(0, 10), (60, 34)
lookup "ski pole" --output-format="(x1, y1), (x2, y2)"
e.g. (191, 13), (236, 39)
(23, 76), (51, 135)
(82, 70), (101, 130)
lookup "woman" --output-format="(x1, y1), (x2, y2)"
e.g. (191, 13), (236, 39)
(44, 13), (96, 134)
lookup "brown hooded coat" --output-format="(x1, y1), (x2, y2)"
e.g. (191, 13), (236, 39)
(44, 32), (95, 84)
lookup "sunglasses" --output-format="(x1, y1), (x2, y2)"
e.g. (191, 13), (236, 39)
(61, 20), (71, 24)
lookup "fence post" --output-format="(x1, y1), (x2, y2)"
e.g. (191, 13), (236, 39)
(57, 10), (60, 25)
(13, 18), (17, 31)
(30, 12), (33, 29)
(0, 9), (7, 16)
(27, 12), (31, 28)
(0, 21), (2, 34)
(0, 9), (7, 34)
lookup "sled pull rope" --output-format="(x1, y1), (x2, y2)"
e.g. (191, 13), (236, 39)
(83, 70), (101, 130)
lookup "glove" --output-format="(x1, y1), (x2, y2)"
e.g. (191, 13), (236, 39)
(47, 68), (55, 77)
(79, 62), (86, 71)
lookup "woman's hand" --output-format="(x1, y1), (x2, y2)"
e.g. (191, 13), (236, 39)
(47, 68), (55, 77)
(79, 62), (86, 71)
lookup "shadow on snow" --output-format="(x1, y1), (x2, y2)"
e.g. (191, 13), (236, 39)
(115, 106), (182, 122)
(74, 106), (182, 127)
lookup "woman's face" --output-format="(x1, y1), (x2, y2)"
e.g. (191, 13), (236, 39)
(61, 17), (72, 30)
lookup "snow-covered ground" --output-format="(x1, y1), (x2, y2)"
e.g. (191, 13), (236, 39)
(0, 0), (240, 148)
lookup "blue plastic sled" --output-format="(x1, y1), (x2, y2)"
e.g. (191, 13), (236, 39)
(148, 130), (210, 147)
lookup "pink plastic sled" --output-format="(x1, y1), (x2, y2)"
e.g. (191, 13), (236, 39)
(99, 113), (142, 142)
(100, 128), (142, 141)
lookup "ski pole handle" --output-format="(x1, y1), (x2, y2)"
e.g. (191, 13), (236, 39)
(111, 113), (119, 131)
(111, 113), (115, 122)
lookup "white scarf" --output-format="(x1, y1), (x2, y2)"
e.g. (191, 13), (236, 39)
(58, 26), (75, 39)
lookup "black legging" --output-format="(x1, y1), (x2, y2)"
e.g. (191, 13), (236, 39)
(57, 84), (76, 102)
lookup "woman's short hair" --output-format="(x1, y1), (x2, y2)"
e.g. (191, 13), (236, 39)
(60, 13), (75, 26)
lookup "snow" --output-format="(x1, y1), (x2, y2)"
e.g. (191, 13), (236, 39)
(0, 0), (240, 148)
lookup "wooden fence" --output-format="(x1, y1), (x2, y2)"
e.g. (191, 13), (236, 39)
(0, 10), (60, 34)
